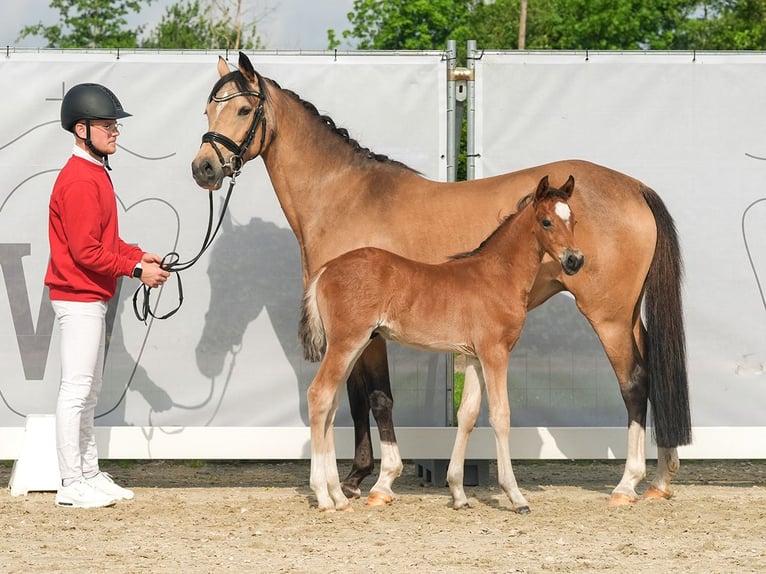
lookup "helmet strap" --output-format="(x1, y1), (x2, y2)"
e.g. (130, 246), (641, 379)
(83, 121), (112, 171)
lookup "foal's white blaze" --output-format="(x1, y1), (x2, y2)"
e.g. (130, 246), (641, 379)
(555, 201), (571, 223)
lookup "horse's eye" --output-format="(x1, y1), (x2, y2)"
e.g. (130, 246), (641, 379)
(542, 219), (553, 228)
(238, 106), (251, 117)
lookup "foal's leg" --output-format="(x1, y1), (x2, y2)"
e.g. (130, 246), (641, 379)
(447, 356), (484, 509)
(308, 352), (355, 512)
(482, 348), (530, 513)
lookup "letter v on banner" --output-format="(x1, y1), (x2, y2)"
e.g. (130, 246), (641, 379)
(0, 244), (125, 381)
(0, 244), (55, 380)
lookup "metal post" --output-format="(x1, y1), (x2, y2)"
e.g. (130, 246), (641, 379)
(446, 39), (457, 184)
(466, 39), (477, 181)
(444, 39), (457, 427)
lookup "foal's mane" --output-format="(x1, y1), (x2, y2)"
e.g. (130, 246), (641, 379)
(450, 185), (570, 260)
(211, 70), (417, 173)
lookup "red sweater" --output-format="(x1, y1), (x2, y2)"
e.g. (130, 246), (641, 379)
(45, 155), (144, 302)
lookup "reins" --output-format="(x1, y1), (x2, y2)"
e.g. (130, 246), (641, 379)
(132, 87), (266, 322)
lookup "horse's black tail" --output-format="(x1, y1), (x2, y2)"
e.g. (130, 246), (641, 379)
(642, 187), (692, 447)
(299, 271), (327, 362)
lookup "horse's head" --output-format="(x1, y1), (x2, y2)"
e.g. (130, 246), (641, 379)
(191, 52), (269, 190)
(532, 175), (584, 276)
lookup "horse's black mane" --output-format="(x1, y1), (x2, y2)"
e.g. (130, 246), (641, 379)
(212, 70), (417, 173)
(450, 186), (571, 260)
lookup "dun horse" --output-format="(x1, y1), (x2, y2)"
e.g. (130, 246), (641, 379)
(191, 52), (691, 507)
(300, 176), (583, 512)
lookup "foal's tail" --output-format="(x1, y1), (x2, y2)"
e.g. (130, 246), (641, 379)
(641, 187), (692, 447)
(299, 270), (327, 362)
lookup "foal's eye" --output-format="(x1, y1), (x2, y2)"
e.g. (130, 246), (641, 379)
(542, 219), (553, 229)
(238, 106), (252, 117)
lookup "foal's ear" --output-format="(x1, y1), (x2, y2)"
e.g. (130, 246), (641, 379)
(238, 51), (257, 82)
(217, 56), (230, 78)
(562, 175), (575, 198)
(534, 175), (550, 201)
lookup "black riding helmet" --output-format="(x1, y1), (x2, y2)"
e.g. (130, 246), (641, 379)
(61, 83), (132, 169)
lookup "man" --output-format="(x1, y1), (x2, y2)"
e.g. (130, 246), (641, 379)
(45, 83), (170, 508)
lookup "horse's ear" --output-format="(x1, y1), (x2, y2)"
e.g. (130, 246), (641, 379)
(534, 175), (550, 201)
(217, 56), (230, 78)
(238, 51), (257, 82)
(562, 175), (575, 198)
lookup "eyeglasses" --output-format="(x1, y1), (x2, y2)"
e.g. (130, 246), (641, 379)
(91, 122), (122, 134)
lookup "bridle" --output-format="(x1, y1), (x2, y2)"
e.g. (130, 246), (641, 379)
(132, 84), (266, 322)
(201, 87), (266, 177)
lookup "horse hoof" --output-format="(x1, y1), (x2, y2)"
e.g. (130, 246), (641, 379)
(644, 486), (673, 500)
(608, 492), (638, 507)
(366, 491), (394, 507)
(342, 484), (362, 500)
(515, 505), (531, 515)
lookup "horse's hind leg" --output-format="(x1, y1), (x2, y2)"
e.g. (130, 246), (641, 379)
(645, 446), (679, 500)
(587, 318), (649, 505)
(597, 318), (681, 504)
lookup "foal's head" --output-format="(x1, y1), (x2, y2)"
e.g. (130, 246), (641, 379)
(529, 175), (584, 276)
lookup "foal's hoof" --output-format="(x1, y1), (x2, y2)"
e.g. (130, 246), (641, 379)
(515, 505), (531, 515)
(644, 485), (673, 500)
(608, 492), (638, 507)
(366, 491), (394, 507)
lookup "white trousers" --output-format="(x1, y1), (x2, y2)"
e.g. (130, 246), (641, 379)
(52, 300), (106, 484)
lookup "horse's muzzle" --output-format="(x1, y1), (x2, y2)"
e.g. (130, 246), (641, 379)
(561, 249), (585, 275)
(191, 156), (225, 191)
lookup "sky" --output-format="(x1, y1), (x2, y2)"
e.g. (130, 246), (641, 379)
(2, 0), (356, 50)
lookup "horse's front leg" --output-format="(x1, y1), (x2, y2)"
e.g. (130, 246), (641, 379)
(309, 358), (352, 512)
(446, 357), (484, 508)
(483, 349), (530, 513)
(342, 365), (373, 499)
(342, 337), (403, 507)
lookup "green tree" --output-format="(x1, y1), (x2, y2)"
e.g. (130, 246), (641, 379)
(683, 0), (766, 49)
(17, 0), (152, 48)
(331, 0), (766, 52)
(141, 0), (263, 49)
(328, 0), (476, 50)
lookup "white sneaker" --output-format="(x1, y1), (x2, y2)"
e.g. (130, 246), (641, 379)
(55, 480), (117, 508)
(86, 472), (135, 501)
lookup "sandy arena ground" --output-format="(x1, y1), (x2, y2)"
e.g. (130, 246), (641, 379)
(1, 458), (765, 573)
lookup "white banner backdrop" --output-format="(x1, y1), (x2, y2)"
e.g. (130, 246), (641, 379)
(474, 51), (766, 456)
(0, 50), (448, 457)
(3, 50), (763, 461)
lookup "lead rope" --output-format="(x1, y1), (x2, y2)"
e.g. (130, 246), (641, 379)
(132, 175), (237, 322)
(133, 85), (265, 322)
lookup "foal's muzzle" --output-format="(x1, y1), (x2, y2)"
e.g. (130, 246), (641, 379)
(561, 249), (585, 275)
